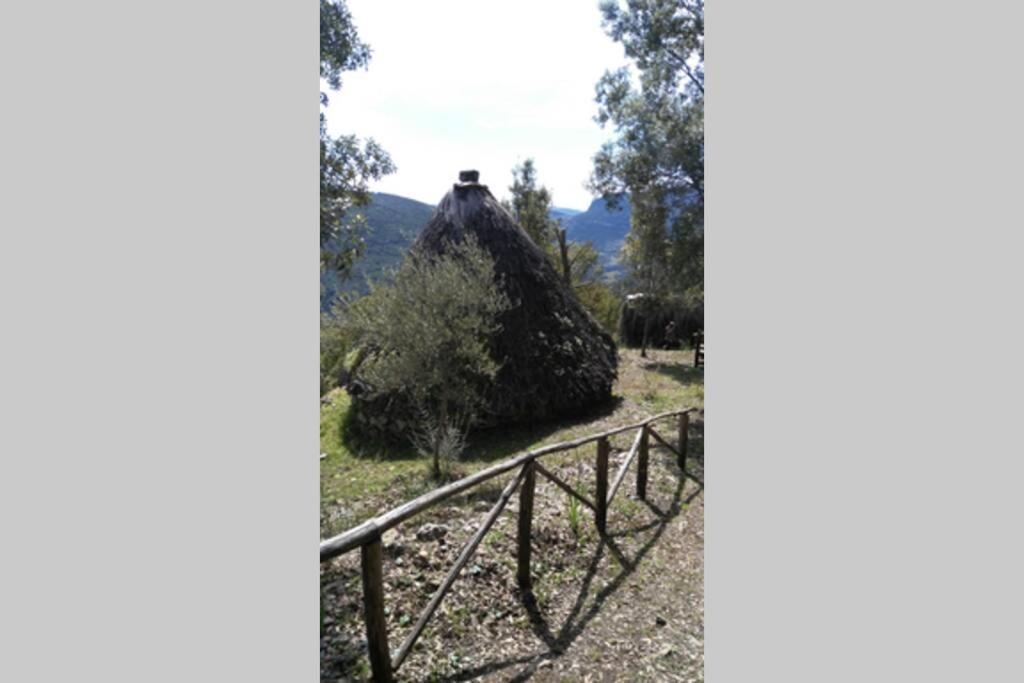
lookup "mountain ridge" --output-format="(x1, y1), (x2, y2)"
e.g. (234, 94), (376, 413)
(321, 192), (631, 310)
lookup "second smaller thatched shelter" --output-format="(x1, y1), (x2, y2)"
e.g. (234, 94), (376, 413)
(619, 294), (703, 350)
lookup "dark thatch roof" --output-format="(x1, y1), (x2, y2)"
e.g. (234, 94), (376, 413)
(401, 170), (618, 425)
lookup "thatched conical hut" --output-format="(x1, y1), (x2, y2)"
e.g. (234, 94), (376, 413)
(412, 170), (618, 425)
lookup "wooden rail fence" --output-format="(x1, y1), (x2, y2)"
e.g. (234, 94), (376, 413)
(320, 407), (699, 682)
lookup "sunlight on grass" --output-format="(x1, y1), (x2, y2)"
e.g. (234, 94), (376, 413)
(320, 348), (703, 536)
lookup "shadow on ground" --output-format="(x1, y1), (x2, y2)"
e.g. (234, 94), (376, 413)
(466, 396), (625, 463)
(337, 396), (626, 467)
(646, 361), (704, 387)
(439, 440), (704, 683)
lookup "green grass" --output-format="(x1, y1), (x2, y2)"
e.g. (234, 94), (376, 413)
(321, 348), (703, 536)
(567, 493), (582, 537)
(320, 393), (424, 505)
(446, 605), (472, 638)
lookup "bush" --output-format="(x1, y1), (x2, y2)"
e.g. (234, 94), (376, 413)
(575, 280), (621, 336)
(320, 312), (351, 395)
(344, 236), (512, 478)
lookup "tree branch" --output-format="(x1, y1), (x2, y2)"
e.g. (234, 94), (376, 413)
(666, 48), (704, 94)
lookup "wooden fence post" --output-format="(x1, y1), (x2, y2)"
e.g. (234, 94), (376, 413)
(636, 425), (649, 500)
(678, 412), (689, 475)
(360, 535), (393, 682)
(595, 437), (609, 535)
(517, 461), (536, 589)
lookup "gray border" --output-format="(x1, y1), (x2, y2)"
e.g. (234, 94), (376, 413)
(5, 0), (1024, 680)
(708, 1), (1024, 680)
(1, 1), (317, 680)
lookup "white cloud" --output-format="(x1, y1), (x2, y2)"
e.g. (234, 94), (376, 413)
(324, 0), (629, 209)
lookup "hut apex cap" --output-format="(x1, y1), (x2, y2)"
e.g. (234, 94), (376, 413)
(455, 169), (487, 191)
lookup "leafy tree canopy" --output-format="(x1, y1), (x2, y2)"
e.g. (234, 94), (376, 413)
(320, 0), (395, 278)
(505, 159), (557, 247)
(505, 159), (619, 333)
(591, 0), (704, 303)
(320, 0), (370, 96)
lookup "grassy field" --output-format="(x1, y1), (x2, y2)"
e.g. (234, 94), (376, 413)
(320, 347), (703, 538)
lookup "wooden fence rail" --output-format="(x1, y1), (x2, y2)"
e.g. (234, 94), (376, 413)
(320, 406), (700, 682)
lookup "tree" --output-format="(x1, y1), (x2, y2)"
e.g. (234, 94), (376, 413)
(344, 237), (511, 479)
(503, 159), (619, 331)
(320, 0), (395, 278)
(591, 0), (704, 305)
(622, 194), (673, 357)
(503, 161), (588, 284)
(505, 159), (557, 247)
(574, 276), (621, 334)
(560, 235), (603, 287)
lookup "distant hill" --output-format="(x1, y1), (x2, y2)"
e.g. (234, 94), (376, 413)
(550, 207), (583, 221)
(559, 191), (701, 278)
(320, 193), (435, 309)
(559, 196), (631, 278)
(321, 192), (633, 310)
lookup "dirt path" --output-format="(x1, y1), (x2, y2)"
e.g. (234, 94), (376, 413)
(517, 464), (704, 683)
(321, 422), (704, 682)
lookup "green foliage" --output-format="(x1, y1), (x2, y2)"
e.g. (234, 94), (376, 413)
(559, 223), (622, 335)
(567, 492), (581, 538)
(563, 239), (601, 285)
(320, 193), (436, 309)
(505, 159), (558, 247)
(320, 312), (354, 395)
(319, 127), (395, 275)
(592, 0), (704, 302)
(344, 237), (512, 477)
(622, 197), (674, 323)
(504, 159), (623, 332)
(319, 0), (369, 92)
(576, 280), (621, 334)
(319, 0), (395, 277)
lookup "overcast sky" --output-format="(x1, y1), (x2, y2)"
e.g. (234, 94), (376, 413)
(324, 0), (630, 210)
